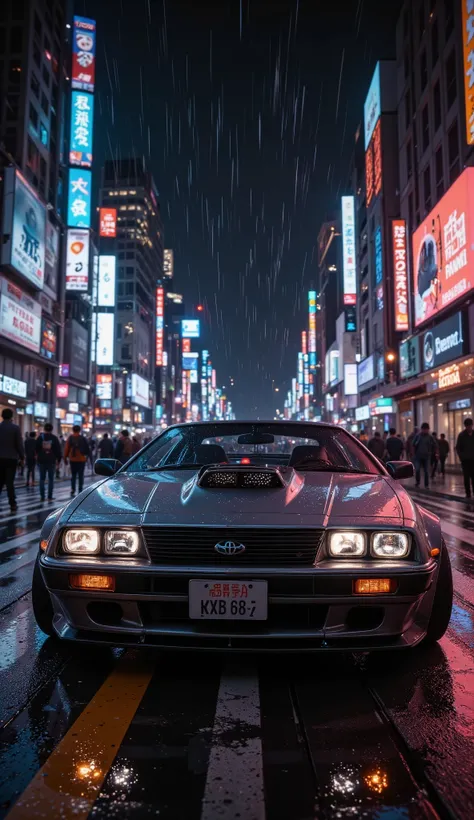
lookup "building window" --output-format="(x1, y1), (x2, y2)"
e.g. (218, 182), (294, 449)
(404, 90), (411, 131)
(421, 105), (429, 152)
(444, 0), (454, 38)
(431, 19), (438, 65)
(29, 103), (39, 131)
(27, 137), (39, 176)
(40, 122), (48, 146)
(403, 8), (409, 37)
(30, 72), (40, 97)
(34, 11), (42, 36)
(33, 41), (40, 67)
(423, 165), (431, 213)
(419, 1), (425, 41)
(404, 47), (410, 80)
(433, 80), (441, 131)
(40, 91), (48, 115)
(408, 191), (414, 233)
(125, 282), (134, 295)
(121, 345), (131, 359)
(448, 118), (459, 183)
(445, 50), (456, 109)
(9, 26), (22, 52)
(420, 49), (427, 91)
(435, 145), (444, 200)
(8, 61), (21, 85)
(42, 63), (50, 87)
(39, 156), (47, 197)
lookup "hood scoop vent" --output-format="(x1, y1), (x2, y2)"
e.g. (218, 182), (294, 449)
(197, 465), (286, 489)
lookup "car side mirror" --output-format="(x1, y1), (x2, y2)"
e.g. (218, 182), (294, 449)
(94, 458), (121, 477)
(386, 460), (414, 480)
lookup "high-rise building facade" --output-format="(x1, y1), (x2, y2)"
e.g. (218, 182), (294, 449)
(99, 158), (164, 429)
(388, 0), (474, 462)
(0, 0), (68, 430)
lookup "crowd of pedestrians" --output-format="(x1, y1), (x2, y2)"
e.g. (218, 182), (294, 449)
(365, 417), (474, 499)
(0, 408), (147, 514)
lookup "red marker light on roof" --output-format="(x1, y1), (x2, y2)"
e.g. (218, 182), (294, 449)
(197, 304), (204, 312)
(241, 458), (251, 465)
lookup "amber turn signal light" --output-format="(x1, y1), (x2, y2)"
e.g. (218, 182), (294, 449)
(69, 574), (115, 591)
(430, 547), (440, 557)
(354, 578), (396, 594)
(40, 539), (48, 551)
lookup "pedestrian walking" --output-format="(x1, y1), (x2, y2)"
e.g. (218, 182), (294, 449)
(0, 408), (25, 512)
(456, 417), (474, 499)
(36, 423), (62, 502)
(56, 434), (65, 479)
(19, 433), (29, 478)
(114, 429), (134, 464)
(413, 423), (436, 489)
(406, 427), (419, 462)
(430, 432), (440, 478)
(131, 435), (141, 454)
(385, 428), (404, 461)
(64, 425), (90, 497)
(438, 434), (449, 477)
(25, 432), (37, 487)
(367, 431), (385, 460)
(97, 432), (114, 459)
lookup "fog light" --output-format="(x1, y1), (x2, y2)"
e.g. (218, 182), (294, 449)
(69, 574), (115, 591)
(354, 578), (396, 594)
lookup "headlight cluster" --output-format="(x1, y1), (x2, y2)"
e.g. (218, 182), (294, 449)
(62, 529), (140, 557)
(328, 531), (410, 558)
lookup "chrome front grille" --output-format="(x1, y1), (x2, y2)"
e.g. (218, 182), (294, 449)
(141, 527), (324, 567)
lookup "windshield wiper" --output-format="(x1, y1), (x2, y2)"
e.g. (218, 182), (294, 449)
(146, 463), (204, 471)
(296, 465), (374, 474)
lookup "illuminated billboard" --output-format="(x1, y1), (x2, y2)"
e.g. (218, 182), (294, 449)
(183, 352), (199, 370)
(392, 219), (409, 331)
(98, 255), (116, 307)
(96, 313), (114, 365)
(69, 91), (94, 167)
(0, 277), (41, 354)
(364, 63), (380, 149)
(413, 167), (474, 326)
(341, 196), (356, 306)
(67, 168), (92, 228)
(156, 286), (164, 366)
(343, 363), (358, 396)
(99, 208), (117, 237)
(66, 228), (90, 291)
(164, 249), (174, 278)
(96, 374), (112, 400)
(462, 0), (474, 144)
(181, 319), (200, 338)
(1, 168), (46, 290)
(365, 119), (382, 207)
(308, 290), (317, 369)
(131, 373), (149, 408)
(72, 16), (96, 92)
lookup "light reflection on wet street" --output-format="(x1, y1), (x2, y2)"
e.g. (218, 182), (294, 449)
(0, 484), (473, 819)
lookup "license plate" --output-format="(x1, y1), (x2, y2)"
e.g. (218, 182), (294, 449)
(189, 580), (268, 620)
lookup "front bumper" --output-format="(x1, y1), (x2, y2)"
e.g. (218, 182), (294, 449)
(39, 555), (439, 651)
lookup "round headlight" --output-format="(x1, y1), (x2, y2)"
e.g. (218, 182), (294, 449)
(372, 532), (409, 558)
(329, 532), (366, 557)
(63, 529), (99, 554)
(104, 530), (140, 556)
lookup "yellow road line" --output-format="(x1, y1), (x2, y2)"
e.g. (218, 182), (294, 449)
(7, 650), (155, 820)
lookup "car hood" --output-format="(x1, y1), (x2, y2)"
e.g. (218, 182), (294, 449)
(68, 469), (406, 528)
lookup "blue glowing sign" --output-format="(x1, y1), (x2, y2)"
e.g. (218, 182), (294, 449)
(375, 225), (383, 285)
(67, 168), (92, 228)
(69, 91), (94, 167)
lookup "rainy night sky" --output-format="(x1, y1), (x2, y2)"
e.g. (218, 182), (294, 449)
(79, 0), (402, 418)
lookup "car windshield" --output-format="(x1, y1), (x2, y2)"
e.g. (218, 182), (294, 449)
(125, 423), (381, 475)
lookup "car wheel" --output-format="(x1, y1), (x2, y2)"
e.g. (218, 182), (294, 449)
(424, 541), (453, 644)
(32, 555), (56, 637)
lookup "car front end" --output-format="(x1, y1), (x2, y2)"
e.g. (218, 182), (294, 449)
(38, 513), (441, 652)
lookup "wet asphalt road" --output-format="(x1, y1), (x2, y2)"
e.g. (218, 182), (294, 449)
(0, 480), (473, 819)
